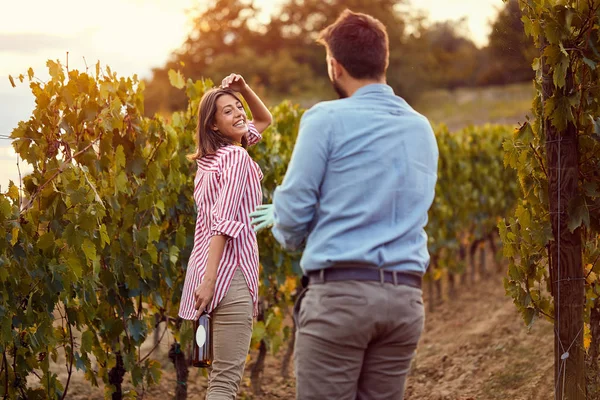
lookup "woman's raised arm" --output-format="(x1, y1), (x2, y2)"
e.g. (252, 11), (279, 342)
(221, 73), (272, 133)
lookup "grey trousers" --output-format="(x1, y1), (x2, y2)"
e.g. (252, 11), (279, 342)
(294, 279), (425, 400)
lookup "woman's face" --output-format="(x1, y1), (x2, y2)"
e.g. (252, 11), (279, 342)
(213, 94), (248, 143)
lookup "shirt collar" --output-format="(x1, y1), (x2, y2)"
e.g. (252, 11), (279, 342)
(351, 83), (394, 97)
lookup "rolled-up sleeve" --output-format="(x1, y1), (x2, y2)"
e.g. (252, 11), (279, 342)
(246, 121), (262, 146)
(272, 105), (331, 250)
(211, 148), (249, 239)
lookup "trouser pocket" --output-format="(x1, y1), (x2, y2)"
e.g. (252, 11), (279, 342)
(293, 287), (309, 327)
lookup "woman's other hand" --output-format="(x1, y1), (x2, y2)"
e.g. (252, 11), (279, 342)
(193, 277), (216, 318)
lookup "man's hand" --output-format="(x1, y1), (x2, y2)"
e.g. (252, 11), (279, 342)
(249, 204), (274, 232)
(221, 73), (248, 93)
(193, 277), (216, 319)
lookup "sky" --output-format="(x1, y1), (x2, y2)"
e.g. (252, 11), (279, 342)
(0, 0), (503, 190)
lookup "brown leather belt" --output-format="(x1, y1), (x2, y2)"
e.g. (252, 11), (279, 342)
(307, 266), (422, 289)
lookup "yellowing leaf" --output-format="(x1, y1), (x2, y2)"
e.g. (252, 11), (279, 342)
(46, 60), (62, 80)
(156, 199), (165, 214)
(38, 232), (55, 251)
(168, 69), (185, 89)
(7, 184), (19, 202)
(81, 330), (94, 353)
(252, 321), (266, 343)
(82, 239), (97, 263)
(10, 227), (19, 246)
(553, 56), (569, 88)
(147, 359), (162, 384)
(0, 197), (11, 218)
(100, 224), (110, 247)
(147, 244), (158, 263)
(148, 225), (160, 243)
(115, 171), (128, 193)
(115, 145), (126, 171)
(66, 253), (84, 279)
(584, 324), (591, 351)
(279, 276), (297, 294)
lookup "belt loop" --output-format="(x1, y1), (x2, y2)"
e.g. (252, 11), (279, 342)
(379, 269), (384, 285)
(393, 271), (398, 286)
(319, 269), (325, 283)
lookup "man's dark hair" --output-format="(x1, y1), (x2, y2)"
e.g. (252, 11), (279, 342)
(317, 9), (389, 80)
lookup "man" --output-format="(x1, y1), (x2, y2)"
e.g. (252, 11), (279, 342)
(250, 9), (438, 400)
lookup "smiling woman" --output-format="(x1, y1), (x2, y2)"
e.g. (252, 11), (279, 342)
(178, 72), (273, 399)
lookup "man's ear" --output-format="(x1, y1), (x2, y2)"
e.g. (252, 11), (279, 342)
(330, 57), (344, 80)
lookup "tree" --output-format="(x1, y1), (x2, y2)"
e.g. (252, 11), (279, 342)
(500, 1), (600, 397)
(478, 0), (536, 85)
(402, 19), (479, 91)
(144, 0), (418, 114)
(144, 0), (262, 116)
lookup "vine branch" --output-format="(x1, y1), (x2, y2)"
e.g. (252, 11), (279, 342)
(20, 136), (102, 214)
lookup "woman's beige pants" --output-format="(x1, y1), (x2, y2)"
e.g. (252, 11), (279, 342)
(206, 268), (253, 399)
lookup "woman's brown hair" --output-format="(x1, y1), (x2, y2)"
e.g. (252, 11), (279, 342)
(187, 88), (248, 161)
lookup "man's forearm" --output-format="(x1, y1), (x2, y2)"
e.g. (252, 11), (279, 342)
(272, 219), (307, 252)
(270, 105), (331, 250)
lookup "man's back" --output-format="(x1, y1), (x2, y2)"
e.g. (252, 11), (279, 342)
(272, 83), (439, 274)
(263, 10), (439, 400)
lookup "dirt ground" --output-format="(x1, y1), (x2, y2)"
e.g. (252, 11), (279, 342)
(60, 268), (554, 400)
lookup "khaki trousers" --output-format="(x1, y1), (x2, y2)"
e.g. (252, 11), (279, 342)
(206, 268), (253, 400)
(294, 279), (425, 400)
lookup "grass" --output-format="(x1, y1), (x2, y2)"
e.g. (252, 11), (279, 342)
(413, 82), (535, 131)
(264, 81), (536, 133)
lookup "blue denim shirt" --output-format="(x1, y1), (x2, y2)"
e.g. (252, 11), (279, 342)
(271, 84), (438, 275)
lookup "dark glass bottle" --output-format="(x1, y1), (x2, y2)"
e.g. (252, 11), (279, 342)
(192, 312), (213, 368)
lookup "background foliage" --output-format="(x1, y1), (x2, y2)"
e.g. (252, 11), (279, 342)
(143, 0), (536, 115)
(2, 60), (526, 397)
(498, 0), (600, 396)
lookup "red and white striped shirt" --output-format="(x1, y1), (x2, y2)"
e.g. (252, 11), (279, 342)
(179, 122), (263, 320)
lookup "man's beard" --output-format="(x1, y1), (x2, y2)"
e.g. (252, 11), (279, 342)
(331, 78), (348, 99)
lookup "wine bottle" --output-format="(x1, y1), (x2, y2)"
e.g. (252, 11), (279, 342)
(192, 312), (213, 368)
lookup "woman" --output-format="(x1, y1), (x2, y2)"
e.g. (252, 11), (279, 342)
(178, 73), (272, 399)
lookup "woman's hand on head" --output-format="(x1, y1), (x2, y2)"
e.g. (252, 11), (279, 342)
(221, 73), (248, 93)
